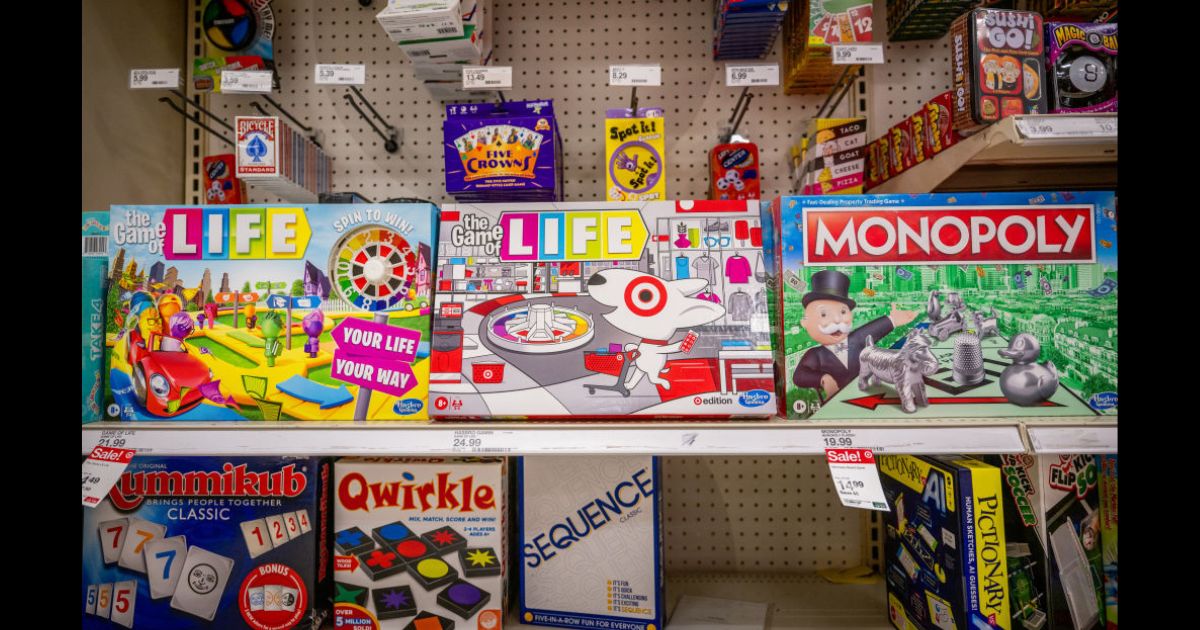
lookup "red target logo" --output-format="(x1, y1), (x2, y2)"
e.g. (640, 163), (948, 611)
(623, 276), (668, 317)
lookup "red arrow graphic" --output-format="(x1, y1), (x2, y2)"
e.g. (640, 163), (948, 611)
(844, 393), (1063, 410)
(335, 555), (359, 572)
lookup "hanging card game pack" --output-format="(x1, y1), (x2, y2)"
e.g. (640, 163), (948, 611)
(768, 192), (1118, 421)
(430, 200), (777, 419)
(332, 457), (506, 629)
(880, 455), (1012, 630)
(82, 456), (332, 629)
(518, 456), (663, 630)
(104, 204), (437, 421)
(444, 99), (562, 202)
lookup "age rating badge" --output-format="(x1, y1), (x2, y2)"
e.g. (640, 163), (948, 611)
(825, 448), (889, 511)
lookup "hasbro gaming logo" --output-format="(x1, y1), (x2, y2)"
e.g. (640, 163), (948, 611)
(1088, 392), (1117, 411)
(738, 389), (772, 408)
(393, 398), (424, 416)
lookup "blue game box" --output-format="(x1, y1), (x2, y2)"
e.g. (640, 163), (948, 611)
(82, 456), (333, 629)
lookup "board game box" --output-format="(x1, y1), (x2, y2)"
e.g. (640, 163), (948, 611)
(950, 9), (1049, 131)
(981, 454), (1052, 630)
(332, 457), (506, 630)
(429, 200), (777, 418)
(1098, 455), (1116, 629)
(880, 454), (1011, 630)
(82, 456), (333, 629)
(768, 192), (1117, 421)
(104, 204), (437, 421)
(83, 211), (110, 423)
(1039, 455), (1105, 630)
(518, 456), (663, 630)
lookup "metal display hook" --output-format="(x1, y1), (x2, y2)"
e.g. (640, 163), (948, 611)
(252, 95), (323, 148)
(344, 85), (400, 153)
(629, 86), (638, 114)
(721, 86), (754, 144)
(158, 92), (235, 146)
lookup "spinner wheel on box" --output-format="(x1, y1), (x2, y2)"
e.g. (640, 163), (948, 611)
(328, 225), (418, 312)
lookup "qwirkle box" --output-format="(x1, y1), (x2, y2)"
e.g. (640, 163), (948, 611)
(950, 9), (1049, 132)
(333, 457), (506, 629)
(105, 204), (437, 421)
(880, 455), (1011, 630)
(518, 456), (663, 630)
(82, 456), (332, 629)
(430, 200), (777, 419)
(769, 192), (1117, 420)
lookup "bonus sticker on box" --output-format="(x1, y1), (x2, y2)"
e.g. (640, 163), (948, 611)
(430, 200), (777, 419)
(104, 204), (437, 421)
(769, 192), (1118, 420)
(82, 456), (332, 629)
(518, 456), (663, 630)
(333, 457), (506, 629)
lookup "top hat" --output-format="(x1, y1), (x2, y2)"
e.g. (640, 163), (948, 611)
(802, 270), (856, 309)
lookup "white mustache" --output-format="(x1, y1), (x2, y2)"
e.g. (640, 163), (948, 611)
(819, 322), (852, 335)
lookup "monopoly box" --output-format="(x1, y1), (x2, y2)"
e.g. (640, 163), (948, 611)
(332, 457), (506, 629)
(82, 456), (333, 629)
(518, 456), (663, 630)
(768, 192), (1118, 420)
(880, 454), (1011, 630)
(104, 204), (437, 421)
(430, 200), (777, 419)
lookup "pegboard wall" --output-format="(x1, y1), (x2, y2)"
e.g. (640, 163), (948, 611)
(662, 457), (874, 573)
(868, 33), (955, 139)
(190, 0), (878, 206)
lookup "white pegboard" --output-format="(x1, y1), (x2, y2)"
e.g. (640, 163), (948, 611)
(195, 0), (869, 206)
(663, 457), (871, 572)
(867, 34), (954, 139)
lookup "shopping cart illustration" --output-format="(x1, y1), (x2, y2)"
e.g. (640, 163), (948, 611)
(582, 348), (641, 397)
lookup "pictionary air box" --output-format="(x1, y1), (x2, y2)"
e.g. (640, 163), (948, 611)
(83, 211), (110, 423)
(82, 456), (332, 629)
(518, 456), (663, 630)
(1038, 455), (1105, 630)
(981, 454), (1052, 630)
(769, 192), (1117, 421)
(332, 457), (506, 630)
(880, 455), (1011, 630)
(430, 200), (776, 419)
(950, 9), (1048, 132)
(104, 204), (437, 421)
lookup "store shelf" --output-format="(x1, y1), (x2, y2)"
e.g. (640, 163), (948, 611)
(871, 114), (1117, 193)
(1027, 424), (1118, 454)
(81, 417), (1122, 457)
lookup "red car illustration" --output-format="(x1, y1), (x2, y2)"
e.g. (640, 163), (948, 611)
(125, 331), (212, 417)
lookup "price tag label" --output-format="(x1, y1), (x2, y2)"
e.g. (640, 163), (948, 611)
(129, 68), (181, 89)
(1014, 115), (1118, 140)
(462, 66), (513, 90)
(82, 431), (138, 508)
(609, 64), (662, 87)
(314, 64), (366, 85)
(726, 64), (780, 87)
(450, 430), (516, 454)
(826, 448), (889, 511)
(832, 43), (885, 65)
(820, 428), (856, 449)
(221, 70), (273, 93)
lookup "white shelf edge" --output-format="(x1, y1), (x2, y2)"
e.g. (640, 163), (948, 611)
(76, 418), (1120, 456)
(1026, 424), (1118, 454)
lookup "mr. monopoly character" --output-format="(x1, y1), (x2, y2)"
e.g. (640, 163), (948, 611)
(792, 270), (918, 401)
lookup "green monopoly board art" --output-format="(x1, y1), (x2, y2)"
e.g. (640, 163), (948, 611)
(767, 192), (1117, 420)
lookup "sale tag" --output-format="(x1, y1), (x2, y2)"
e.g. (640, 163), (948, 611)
(726, 64), (780, 87)
(832, 43), (885, 65)
(221, 70), (273, 93)
(826, 448), (889, 511)
(315, 64), (366, 85)
(83, 431), (138, 508)
(1014, 115), (1118, 140)
(609, 64), (662, 87)
(462, 66), (513, 90)
(129, 68), (181, 89)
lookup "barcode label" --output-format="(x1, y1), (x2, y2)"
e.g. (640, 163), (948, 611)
(409, 50), (430, 57)
(437, 26), (458, 34)
(82, 236), (108, 257)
